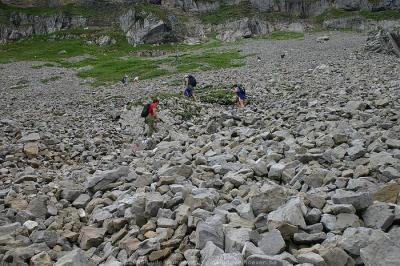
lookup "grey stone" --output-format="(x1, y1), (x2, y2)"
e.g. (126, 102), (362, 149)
(145, 192), (164, 217)
(246, 254), (292, 266)
(203, 253), (244, 266)
(293, 232), (327, 244)
(157, 217), (178, 229)
(297, 252), (326, 266)
(196, 221), (224, 250)
(201, 241), (224, 263)
(305, 208), (322, 224)
(360, 230), (400, 266)
(27, 195), (48, 220)
(257, 229), (286, 255)
(331, 189), (373, 210)
(55, 249), (96, 266)
(250, 184), (290, 216)
(338, 227), (375, 256)
(225, 227), (251, 253)
(78, 226), (106, 250)
(362, 202), (395, 230)
(321, 213), (361, 232)
(323, 203), (356, 215)
(85, 167), (129, 192)
(319, 247), (355, 266)
(137, 238), (160, 256)
(241, 241), (265, 258)
(267, 197), (307, 229)
(72, 194), (91, 208)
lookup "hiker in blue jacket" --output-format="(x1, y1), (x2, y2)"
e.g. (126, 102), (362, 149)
(184, 74), (198, 101)
(231, 84), (247, 108)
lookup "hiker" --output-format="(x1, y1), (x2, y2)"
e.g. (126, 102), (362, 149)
(184, 74), (197, 101)
(141, 98), (160, 137)
(231, 84), (247, 108)
(121, 74), (128, 85)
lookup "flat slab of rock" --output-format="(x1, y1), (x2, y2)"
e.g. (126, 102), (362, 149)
(331, 189), (373, 210)
(55, 249), (95, 266)
(85, 166), (129, 192)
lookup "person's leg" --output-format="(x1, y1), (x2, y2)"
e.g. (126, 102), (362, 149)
(238, 98), (245, 108)
(147, 116), (156, 137)
(144, 117), (149, 136)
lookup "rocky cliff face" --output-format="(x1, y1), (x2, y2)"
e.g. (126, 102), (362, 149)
(0, 12), (86, 43)
(1, 0), (400, 44)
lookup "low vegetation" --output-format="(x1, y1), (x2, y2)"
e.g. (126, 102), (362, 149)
(41, 76), (62, 84)
(316, 8), (400, 24)
(261, 31), (305, 40)
(199, 1), (291, 25)
(0, 28), (245, 87)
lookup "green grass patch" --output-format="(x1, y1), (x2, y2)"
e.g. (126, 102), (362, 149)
(197, 85), (234, 105)
(0, 2), (107, 20)
(41, 76), (62, 84)
(359, 10), (400, 20)
(200, 1), (292, 25)
(32, 63), (56, 69)
(200, 1), (256, 24)
(315, 8), (357, 24)
(0, 28), (244, 86)
(261, 31), (305, 40)
(316, 8), (400, 24)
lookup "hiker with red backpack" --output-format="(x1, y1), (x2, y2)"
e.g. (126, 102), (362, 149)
(183, 74), (198, 101)
(141, 98), (160, 137)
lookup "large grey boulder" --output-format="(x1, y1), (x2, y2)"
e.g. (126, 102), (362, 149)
(257, 229), (286, 255)
(145, 192), (165, 217)
(321, 213), (361, 232)
(338, 227), (375, 256)
(362, 202), (395, 230)
(185, 188), (219, 212)
(225, 227), (252, 253)
(85, 167), (129, 192)
(55, 249), (95, 266)
(293, 232), (326, 244)
(136, 238), (160, 256)
(365, 29), (400, 58)
(331, 189), (373, 210)
(196, 221), (224, 250)
(249, 184), (292, 216)
(27, 195), (48, 219)
(241, 241), (265, 258)
(78, 226), (106, 250)
(267, 197), (307, 230)
(201, 241), (224, 263)
(120, 9), (175, 45)
(360, 230), (400, 266)
(297, 252), (326, 266)
(203, 253), (244, 266)
(319, 247), (355, 266)
(246, 254), (293, 266)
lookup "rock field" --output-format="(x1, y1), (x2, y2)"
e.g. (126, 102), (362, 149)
(0, 32), (400, 266)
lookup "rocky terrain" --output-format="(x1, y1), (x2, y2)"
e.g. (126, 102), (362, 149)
(1, 31), (400, 266)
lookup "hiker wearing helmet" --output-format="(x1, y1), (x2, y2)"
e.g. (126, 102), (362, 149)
(141, 98), (160, 137)
(184, 74), (198, 101)
(231, 84), (247, 108)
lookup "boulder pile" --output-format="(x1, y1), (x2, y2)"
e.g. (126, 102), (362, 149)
(0, 32), (399, 265)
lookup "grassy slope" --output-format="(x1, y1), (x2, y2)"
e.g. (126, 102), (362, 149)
(200, 1), (291, 25)
(316, 8), (400, 24)
(0, 28), (245, 86)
